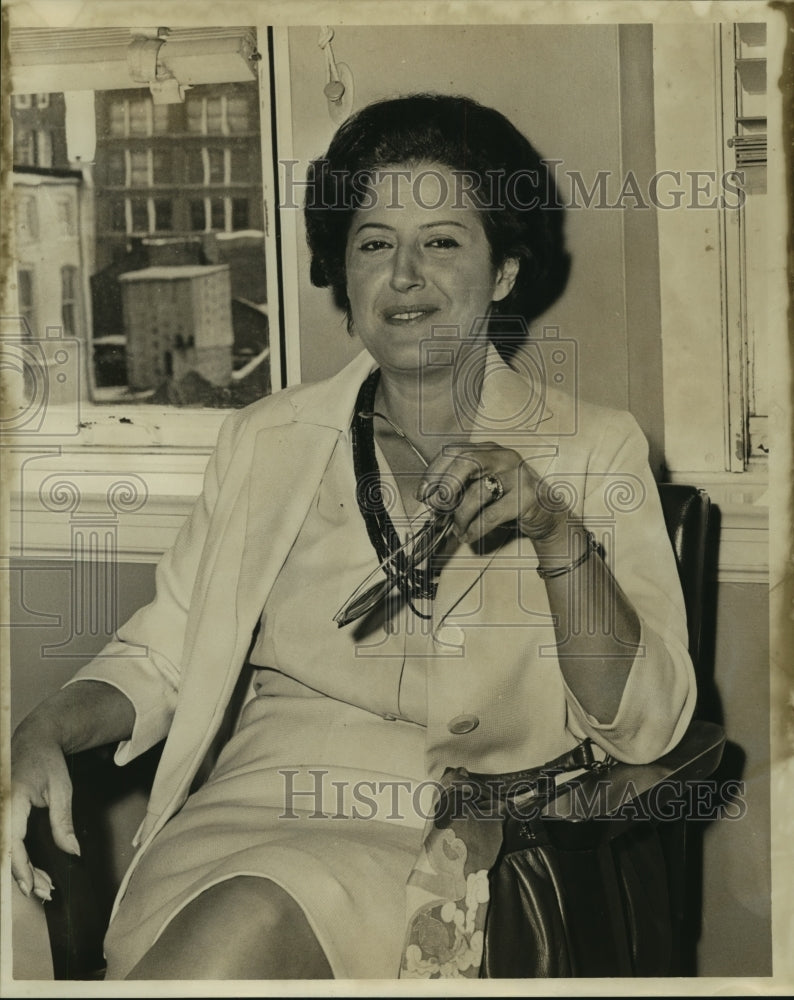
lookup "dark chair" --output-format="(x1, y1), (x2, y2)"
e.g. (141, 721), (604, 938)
(27, 484), (724, 980)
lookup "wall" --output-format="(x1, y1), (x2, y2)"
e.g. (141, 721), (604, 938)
(281, 23), (666, 474)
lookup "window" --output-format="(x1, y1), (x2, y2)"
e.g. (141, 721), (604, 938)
(13, 93), (32, 109)
(17, 268), (35, 335)
(154, 198), (173, 231)
(106, 150), (126, 185)
(152, 150), (172, 185)
(14, 128), (35, 165)
(35, 93), (50, 109)
(56, 198), (75, 238)
(61, 266), (79, 337)
(15, 194), (38, 243)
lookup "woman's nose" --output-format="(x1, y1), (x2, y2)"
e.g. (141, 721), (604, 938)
(390, 246), (425, 292)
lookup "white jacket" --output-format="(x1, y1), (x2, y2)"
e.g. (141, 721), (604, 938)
(69, 347), (696, 901)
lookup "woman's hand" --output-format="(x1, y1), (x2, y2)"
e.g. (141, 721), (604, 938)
(10, 718), (80, 901)
(9, 680), (135, 901)
(416, 441), (563, 545)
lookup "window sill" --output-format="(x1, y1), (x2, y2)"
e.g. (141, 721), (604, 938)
(9, 457), (771, 586)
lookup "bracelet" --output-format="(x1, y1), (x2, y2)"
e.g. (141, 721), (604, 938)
(536, 529), (604, 580)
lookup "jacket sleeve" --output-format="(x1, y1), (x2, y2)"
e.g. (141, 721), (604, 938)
(562, 411), (697, 764)
(62, 409), (246, 764)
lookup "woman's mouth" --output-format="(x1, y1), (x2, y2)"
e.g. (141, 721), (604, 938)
(383, 306), (439, 324)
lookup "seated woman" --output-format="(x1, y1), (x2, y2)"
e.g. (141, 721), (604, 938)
(10, 93), (695, 980)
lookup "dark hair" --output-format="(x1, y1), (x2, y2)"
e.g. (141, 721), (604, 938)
(304, 93), (570, 353)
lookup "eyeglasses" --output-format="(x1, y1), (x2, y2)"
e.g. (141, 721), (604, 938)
(333, 506), (454, 627)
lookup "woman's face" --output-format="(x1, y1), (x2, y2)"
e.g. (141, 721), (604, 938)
(344, 162), (518, 374)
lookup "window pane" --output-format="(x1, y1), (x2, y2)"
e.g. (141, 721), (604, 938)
(186, 97), (204, 133)
(35, 130), (53, 167)
(189, 199), (206, 231)
(106, 150), (125, 185)
(229, 146), (250, 182)
(186, 149), (205, 184)
(152, 149), (172, 185)
(227, 94), (252, 133)
(128, 98), (149, 136)
(110, 199), (126, 232)
(210, 196), (225, 230)
(14, 128), (35, 165)
(130, 199), (149, 232)
(154, 198), (173, 231)
(208, 148), (225, 183)
(129, 150), (149, 186)
(231, 197), (249, 230)
(108, 99), (126, 136)
(206, 97), (224, 133)
(152, 104), (171, 134)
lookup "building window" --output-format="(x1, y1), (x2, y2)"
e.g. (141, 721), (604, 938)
(110, 199), (126, 231)
(15, 194), (39, 243)
(14, 94), (33, 109)
(186, 151), (204, 184)
(61, 266), (79, 337)
(230, 147), (250, 183)
(130, 198), (149, 232)
(154, 198), (173, 231)
(152, 149), (172, 185)
(56, 198), (75, 238)
(35, 93), (50, 109)
(210, 196), (225, 230)
(106, 149), (126, 185)
(128, 97), (150, 136)
(231, 197), (249, 230)
(129, 149), (150, 187)
(17, 268), (35, 336)
(35, 129), (53, 167)
(189, 198), (206, 231)
(208, 148), (225, 183)
(14, 128), (36, 165)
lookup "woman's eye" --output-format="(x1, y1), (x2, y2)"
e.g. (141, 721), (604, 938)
(360, 239), (391, 252)
(427, 237), (460, 249)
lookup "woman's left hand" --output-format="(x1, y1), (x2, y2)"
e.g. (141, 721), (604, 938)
(416, 442), (563, 545)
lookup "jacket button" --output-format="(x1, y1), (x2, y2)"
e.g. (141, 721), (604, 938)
(448, 714), (480, 735)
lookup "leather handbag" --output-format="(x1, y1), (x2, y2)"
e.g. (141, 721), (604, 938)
(400, 738), (676, 979)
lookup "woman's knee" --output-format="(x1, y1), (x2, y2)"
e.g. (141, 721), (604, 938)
(125, 876), (332, 979)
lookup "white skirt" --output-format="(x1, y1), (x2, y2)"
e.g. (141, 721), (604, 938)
(103, 693), (430, 979)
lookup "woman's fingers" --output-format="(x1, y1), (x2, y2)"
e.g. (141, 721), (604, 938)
(417, 442), (561, 543)
(10, 789), (36, 897)
(42, 758), (80, 858)
(418, 443), (528, 539)
(10, 740), (80, 901)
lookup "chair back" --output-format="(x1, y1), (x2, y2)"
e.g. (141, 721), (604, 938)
(657, 484), (711, 668)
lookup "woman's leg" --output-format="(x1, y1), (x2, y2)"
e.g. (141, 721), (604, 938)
(124, 876), (333, 980)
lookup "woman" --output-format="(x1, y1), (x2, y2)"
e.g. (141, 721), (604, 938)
(11, 94), (695, 980)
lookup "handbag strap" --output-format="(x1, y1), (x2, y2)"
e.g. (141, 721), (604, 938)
(433, 738), (613, 827)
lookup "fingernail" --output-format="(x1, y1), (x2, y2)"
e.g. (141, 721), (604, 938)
(18, 881), (31, 898)
(33, 887), (53, 903)
(66, 834), (81, 857)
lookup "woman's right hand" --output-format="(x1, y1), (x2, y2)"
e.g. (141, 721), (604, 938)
(10, 718), (81, 901)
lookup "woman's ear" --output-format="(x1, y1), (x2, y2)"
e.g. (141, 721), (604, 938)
(492, 257), (520, 302)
